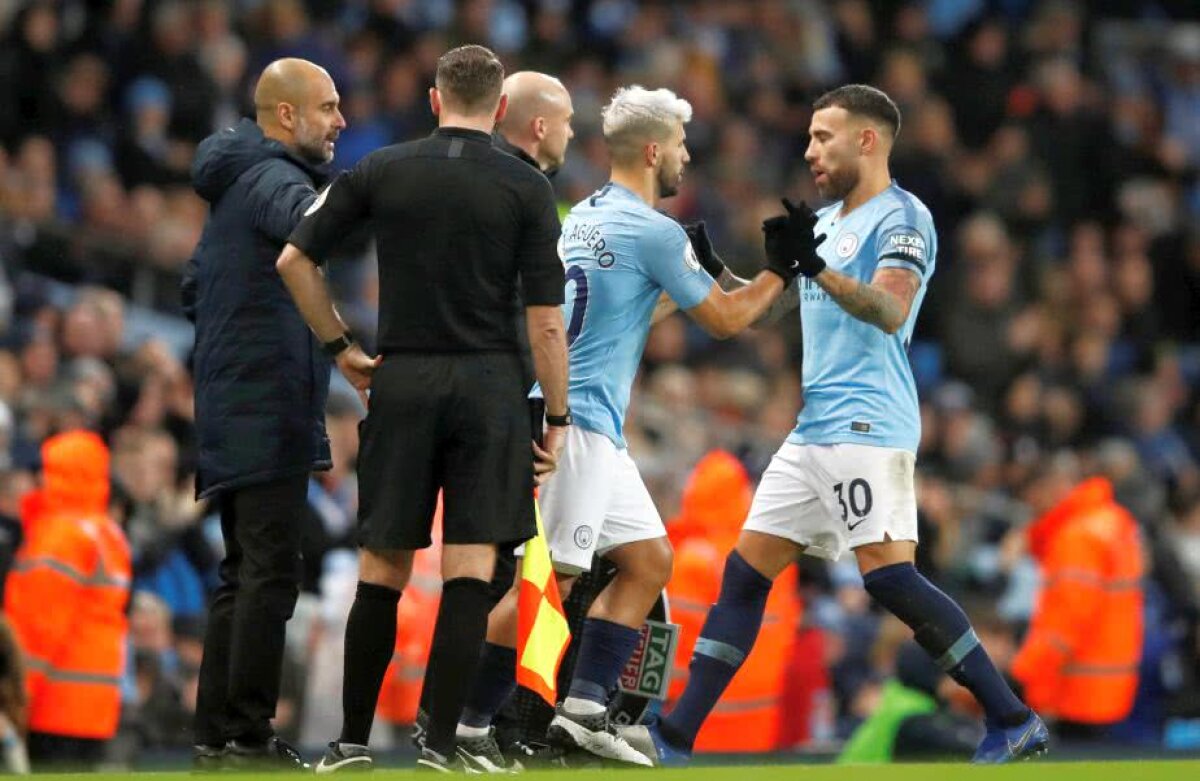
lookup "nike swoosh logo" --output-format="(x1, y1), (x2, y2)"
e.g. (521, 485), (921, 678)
(847, 518), (867, 532)
(1010, 720), (1038, 755)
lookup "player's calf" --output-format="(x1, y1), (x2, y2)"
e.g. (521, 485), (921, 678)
(656, 550), (774, 751)
(861, 561), (1032, 731)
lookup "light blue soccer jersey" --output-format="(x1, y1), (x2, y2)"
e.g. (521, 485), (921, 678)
(788, 181), (936, 453)
(536, 183), (714, 448)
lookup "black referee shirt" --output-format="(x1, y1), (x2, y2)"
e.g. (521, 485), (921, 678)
(288, 127), (565, 353)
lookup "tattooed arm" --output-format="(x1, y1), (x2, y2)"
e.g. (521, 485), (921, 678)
(754, 277), (800, 326)
(651, 267), (753, 325)
(653, 267), (802, 328)
(814, 266), (921, 334)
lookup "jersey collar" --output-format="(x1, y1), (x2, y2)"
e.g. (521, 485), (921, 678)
(833, 179), (901, 222)
(433, 126), (494, 144)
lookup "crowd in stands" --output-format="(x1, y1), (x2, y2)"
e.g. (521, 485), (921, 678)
(0, 0), (1198, 765)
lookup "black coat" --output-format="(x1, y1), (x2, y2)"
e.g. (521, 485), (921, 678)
(183, 118), (332, 499)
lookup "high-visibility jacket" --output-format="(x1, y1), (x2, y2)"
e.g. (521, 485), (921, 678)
(4, 431), (130, 739)
(1011, 477), (1144, 725)
(666, 451), (801, 752)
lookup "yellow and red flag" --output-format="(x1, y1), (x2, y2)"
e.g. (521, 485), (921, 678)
(516, 500), (571, 705)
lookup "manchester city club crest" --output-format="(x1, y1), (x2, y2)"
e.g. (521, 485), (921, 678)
(836, 232), (859, 258)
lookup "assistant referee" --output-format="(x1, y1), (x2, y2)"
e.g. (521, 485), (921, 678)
(274, 45), (570, 773)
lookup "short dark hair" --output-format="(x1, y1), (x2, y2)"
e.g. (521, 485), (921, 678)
(435, 45), (504, 114)
(813, 84), (902, 138)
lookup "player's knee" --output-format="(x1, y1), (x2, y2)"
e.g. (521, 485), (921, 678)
(359, 548), (413, 591)
(631, 539), (673, 593)
(734, 530), (796, 582)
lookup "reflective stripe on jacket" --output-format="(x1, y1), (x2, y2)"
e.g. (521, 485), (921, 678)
(1011, 478), (1143, 725)
(4, 431), (130, 739)
(666, 451), (801, 752)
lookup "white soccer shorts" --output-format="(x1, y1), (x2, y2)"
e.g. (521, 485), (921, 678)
(743, 442), (918, 561)
(522, 426), (665, 574)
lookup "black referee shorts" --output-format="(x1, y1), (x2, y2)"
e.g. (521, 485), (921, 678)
(356, 352), (536, 550)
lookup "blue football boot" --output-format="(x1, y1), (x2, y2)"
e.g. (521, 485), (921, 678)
(616, 714), (692, 767)
(972, 710), (1049, 764)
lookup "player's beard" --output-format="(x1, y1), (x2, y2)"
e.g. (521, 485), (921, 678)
(819, 165), (859, 202)
(656, 163), (681, 199)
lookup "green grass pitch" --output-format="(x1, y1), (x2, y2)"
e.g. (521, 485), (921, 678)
(31, 761), (1200, 780)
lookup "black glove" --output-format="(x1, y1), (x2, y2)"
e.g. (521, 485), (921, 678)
(762, 198), (827, 282)
(683, 220), (726, 279)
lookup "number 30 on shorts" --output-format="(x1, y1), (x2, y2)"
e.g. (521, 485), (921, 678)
(833, 478), (873, 528)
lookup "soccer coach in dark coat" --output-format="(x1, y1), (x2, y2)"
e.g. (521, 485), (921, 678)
(183, 58), (345, 769)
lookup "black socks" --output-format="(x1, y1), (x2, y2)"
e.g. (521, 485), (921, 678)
(339, 581), (401, 746)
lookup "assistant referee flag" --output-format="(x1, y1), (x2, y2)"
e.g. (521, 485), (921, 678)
(517, 500), (571, 705)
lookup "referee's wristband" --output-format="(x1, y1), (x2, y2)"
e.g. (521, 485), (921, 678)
(322, 331), (355, 357)
(546, 410), (572, 427)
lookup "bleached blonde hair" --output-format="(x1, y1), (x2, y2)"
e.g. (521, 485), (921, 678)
(601, 85), (692, 164)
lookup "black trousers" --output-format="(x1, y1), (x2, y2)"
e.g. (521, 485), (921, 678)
(27, 732), (106, 770)
(194, 475), (307, 746)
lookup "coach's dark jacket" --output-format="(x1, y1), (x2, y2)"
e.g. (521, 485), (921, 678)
(183, 118), (332, 499)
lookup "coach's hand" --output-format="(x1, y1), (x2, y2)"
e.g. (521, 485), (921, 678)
(336, 344), (382, 408)
(532, 424), (567, 486)
(762, 198), (826, 281)
(684, 221), (726, 279)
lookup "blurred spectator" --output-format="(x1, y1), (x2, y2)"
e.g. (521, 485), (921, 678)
(115, 78), (191, 189)
(0, 468), (32, 598)
(127, 1), (218, 145)
(1010, 454), (1144, 737)
(128, 591), (191, 749)
(838, 640), (981, 763)
(3, 431), (130, 770)
(301, 393), (362, 594)
(0, 617), (30, 774)
(0, 2), (60, 145)
(665, 450), (801, 752)
(939, 17), (1013, 150)
(940, 213), (1033, 413)
(112, 426), (209, 622)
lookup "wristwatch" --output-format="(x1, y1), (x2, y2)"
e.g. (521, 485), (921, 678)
(322, 331), (354, 357)
(546, 409), (573, 427)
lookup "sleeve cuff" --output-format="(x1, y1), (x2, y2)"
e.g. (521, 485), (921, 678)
(877, 253), (927, 276)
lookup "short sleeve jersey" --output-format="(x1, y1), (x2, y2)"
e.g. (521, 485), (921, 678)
(789, 182), (937, 453)
(534, 183), (714, 447)
(288, 127), (564, 353)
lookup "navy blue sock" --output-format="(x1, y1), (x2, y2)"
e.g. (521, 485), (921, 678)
(661, 551), (773, 750)
(565, 618), (641, 706)
(862, 562), (1029, 728)
(460, 642), (517, 728)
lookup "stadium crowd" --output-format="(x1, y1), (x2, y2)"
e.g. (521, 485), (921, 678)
(0, 0), (1198, 767)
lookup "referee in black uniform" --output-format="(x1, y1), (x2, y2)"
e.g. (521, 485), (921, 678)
(275, 45), (570, 773)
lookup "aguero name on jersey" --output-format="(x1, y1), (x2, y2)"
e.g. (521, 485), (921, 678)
(534, 182), (714, 448)
(789, 181), (937, 454)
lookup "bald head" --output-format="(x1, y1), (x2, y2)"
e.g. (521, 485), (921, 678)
(500, 72), (569, 130)
(254, 58), (345, 164)
(498, 71), (574, 172)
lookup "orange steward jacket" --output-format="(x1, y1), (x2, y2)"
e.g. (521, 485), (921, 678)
(667, 451), (801, 752)
(4, 431), (131, 739)
(1011, 477), (1143, 725)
